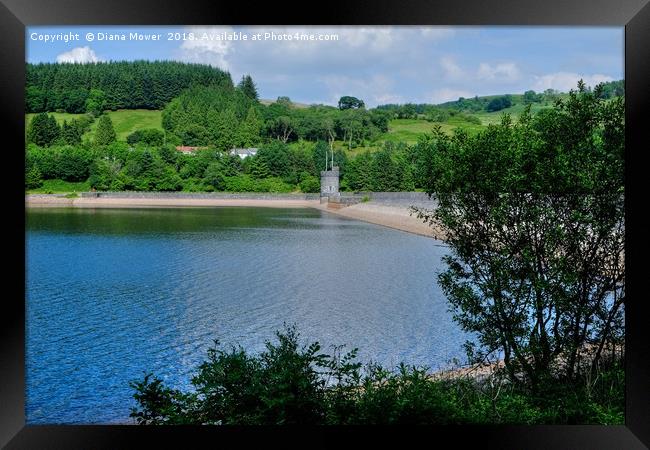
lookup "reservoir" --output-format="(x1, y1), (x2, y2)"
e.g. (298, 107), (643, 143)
(25, 207), (467, 424)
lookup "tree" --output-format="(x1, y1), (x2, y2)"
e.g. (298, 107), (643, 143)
(596, 80), (624, 99)
(127, 128), (165, 146)
(267, 116), (296, 143)
(180, 124), (210, 147)
(89, 159), (123, 191)
(237, 75), (259, 101)
(299, 174), (320, 193)
(249, 156), (271, 179)
(370, 147), (400, 191)
(57, 145), (93, 181)
(237, 107), (262, 147)
(203, 162), (226, 191)
(66, 88), (89, 114)
(25, 166), (43, 190)
(338, 96), (365, 110)
(256, 141), (291, 178)
(523, 90), (541, 104)
(276, 96), (291, 107)
(338, 109), (364, 150)
(27, 113), (60, 147)
(312, 141), (331, 174)
(212, 110), (238, 150)
(344, 151), (373, 191)
(543, 89), (560, 104)
(61, 120), (82, 145)
(486, 95), (512, 112)
(414, 83), (624, 389)
(86, 89), (107, 117)
(94, 114), (117, 146)
(26, 86), (46, 113)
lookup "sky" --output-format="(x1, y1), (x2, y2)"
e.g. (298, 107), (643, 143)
(26, 26), (624, 107)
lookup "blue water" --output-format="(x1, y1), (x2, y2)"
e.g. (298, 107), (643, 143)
(25, 207), (467, 424)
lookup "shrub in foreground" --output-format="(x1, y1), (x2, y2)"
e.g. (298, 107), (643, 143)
(130, 326), (624, 425)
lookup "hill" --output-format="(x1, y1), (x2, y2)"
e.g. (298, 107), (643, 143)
(26, 109), (163, 142)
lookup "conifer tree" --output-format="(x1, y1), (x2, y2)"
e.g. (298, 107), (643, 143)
(61, 120), (82, 145)
(27, 112), (60, 147)
(237, 75), (259, 101)
(94, 114), (117, 146)
(238, 107), (262, 147)
(250, 157), (271, 179)
(25, 166), (43, 189)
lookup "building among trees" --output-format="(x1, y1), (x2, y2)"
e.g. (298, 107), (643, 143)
(175, 146), (206, 155)
(229, 148), (258, 159)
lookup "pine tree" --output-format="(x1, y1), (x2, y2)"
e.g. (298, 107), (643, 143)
(25, 166), (43, 189)
(371, 147), (399, 191)
(61, 120), (82, 145)
(27, 112), (60, 147)
(238, 107), (262, 147)
(212, 110), (237, 151)
(94, 114), (117, 146)
(237, 75), (259, 101)
(250, 157), (271, 179)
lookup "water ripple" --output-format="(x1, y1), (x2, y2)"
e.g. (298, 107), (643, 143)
(26, 207), (467, 424)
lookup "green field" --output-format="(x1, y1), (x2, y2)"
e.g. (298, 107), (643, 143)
(26, 109), (163, 142)
(26, 179), (91, 194)
(473, 102), (556, 125)
(379, 117), (485, 143)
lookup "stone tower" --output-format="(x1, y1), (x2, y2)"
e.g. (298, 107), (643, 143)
(320, 166), (340, 197)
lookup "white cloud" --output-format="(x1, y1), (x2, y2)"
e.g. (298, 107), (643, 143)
(374, 93), (405, 105)
(178, 26), (235, 70)
(338, 27), (396, 50)
(532, 72), (614, 92)
(477, 62), (521, 83)
(56, 46), (101, 63)
(440, 56), (465, 80)
(176, 25), (455, 81)
(431, 88), (473, 104)
(420, 27), (456, 40)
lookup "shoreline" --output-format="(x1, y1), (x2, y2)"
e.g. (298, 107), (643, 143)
(25, 195), (319, 210)
(26, 194), (443, 239)
(312, 202), (443, 239)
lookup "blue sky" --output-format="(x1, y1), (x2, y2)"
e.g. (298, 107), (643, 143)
(27, 26), (623, 107)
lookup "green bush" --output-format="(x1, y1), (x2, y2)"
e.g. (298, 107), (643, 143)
(486, 95), (512, 112)
(181, 177), (208, 192)
(299, 176), (320, 193)
(255, 177), (294, 193)
(25, 166), (43, 189)
(127, 128), (165, 146)
(224, 174), (257, 192)
(130, 326), (624, 426)
(456, 113), (481, 125)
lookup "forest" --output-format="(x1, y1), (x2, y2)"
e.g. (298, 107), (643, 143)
(26, 60), (232, 112)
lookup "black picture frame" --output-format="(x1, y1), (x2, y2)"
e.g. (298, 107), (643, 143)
(2, 0), (649, 447)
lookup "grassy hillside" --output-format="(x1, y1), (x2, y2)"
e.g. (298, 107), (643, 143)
(26, 179), (91, 194)
(24, 95), (565, 154)
(26, 109), (163, 142)
(381, 117), (484, 143)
